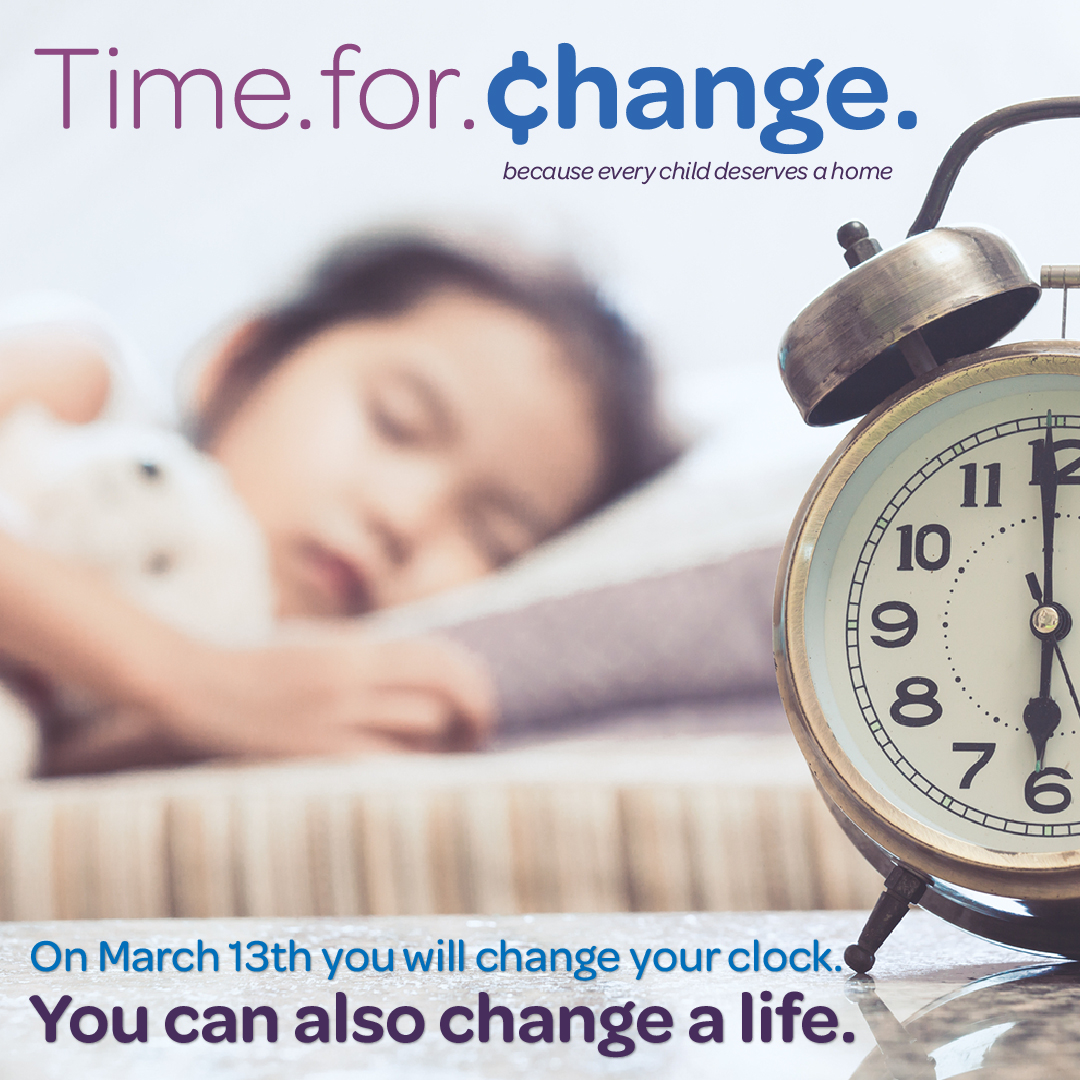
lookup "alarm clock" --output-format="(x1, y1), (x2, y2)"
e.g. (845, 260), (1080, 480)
(774, 97), (1080, 972)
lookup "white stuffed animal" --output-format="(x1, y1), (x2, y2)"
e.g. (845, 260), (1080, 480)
(0, 405), (275, 779)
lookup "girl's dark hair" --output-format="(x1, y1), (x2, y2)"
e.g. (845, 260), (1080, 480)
(195, 236), (679, 517)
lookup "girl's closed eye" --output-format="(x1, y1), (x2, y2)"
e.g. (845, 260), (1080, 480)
(465, 494), (545, 569)
(368, 369), (454, 448)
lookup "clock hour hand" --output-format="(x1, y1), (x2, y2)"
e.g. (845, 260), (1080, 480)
(1023, 635), (1060, 772)
(1028, 573), (1080, 749)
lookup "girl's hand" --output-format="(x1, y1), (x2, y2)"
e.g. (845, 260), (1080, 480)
(41, 630), (496, 775)
(161, 630), (496, 759)
(0, 513), (496, 774)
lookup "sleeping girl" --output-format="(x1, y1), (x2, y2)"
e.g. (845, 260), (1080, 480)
(0, 236), (677, 774)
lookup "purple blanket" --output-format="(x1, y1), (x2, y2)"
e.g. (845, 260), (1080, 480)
(445, 546), (784, 738)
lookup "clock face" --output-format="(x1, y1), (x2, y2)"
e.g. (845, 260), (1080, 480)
(804, 364), (1080, 856)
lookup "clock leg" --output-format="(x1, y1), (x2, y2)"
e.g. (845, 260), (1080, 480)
(844, 865), (929, 973)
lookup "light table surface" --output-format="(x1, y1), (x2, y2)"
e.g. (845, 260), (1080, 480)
(0, 908), (1070, 1078)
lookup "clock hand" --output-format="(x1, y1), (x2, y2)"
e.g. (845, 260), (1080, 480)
(1054, 644), (1080, 726)
(1040, 410), (1058, 607)
(1024, 636), (1060, 772)
(1025, 415), (1064, 770)
(1027, 571), (1080, 740)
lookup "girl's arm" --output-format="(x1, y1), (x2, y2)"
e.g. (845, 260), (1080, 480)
(0, 528), (493, 775)
(0, 338), (493, 774)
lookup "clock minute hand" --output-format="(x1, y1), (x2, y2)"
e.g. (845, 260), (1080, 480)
(1041, 413), (1059, 605)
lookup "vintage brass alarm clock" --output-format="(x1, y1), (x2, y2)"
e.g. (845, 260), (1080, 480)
(775, 98), (1080, 971)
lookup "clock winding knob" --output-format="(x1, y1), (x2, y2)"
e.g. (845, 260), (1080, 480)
(837, 221), (883, 269)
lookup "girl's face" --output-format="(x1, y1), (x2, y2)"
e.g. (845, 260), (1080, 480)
(206, 289), (604, 618)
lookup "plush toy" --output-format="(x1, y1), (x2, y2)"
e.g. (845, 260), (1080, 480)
(0, 405), (275, 779)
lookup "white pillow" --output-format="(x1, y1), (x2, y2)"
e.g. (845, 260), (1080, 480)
(368, 431), (824, 636)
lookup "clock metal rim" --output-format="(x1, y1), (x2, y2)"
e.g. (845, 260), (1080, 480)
(776, 341), (1080, 900)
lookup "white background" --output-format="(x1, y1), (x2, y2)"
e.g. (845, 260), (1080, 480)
(2, 0), (1079, 504)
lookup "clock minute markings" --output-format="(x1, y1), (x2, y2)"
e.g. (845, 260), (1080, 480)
(857, 410), (1080, 824)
